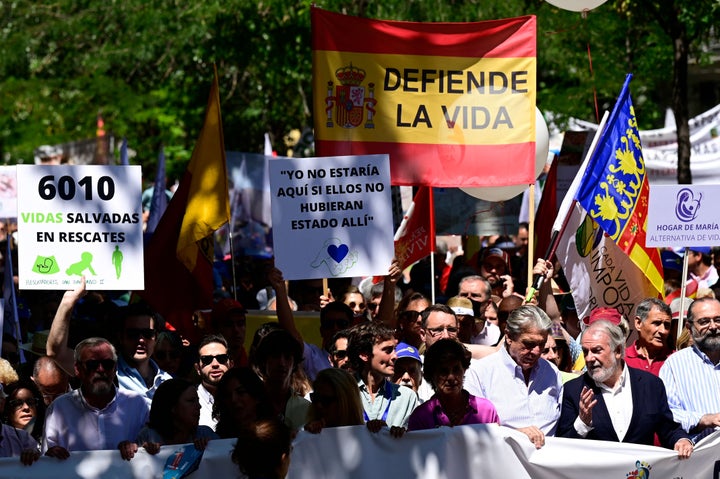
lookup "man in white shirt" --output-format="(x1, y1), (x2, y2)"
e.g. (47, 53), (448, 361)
(43, 337), (149, 460)
(557, 320), (693, 458)
(196, 334), (233, 430)
(465, 305), (561, 448)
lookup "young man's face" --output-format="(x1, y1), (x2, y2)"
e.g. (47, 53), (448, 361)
(196, 342), (233, 389)
(368, 338), (397, 377)
(119, 315), (156, 366)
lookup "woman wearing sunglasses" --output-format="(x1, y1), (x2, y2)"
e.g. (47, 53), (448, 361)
(2, 379), (45, 443)
(304, 368), (364, 434)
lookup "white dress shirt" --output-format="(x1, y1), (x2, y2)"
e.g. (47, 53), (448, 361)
(42, 387), (149, 453)
(197, 383), (217, 430)
(465, 347), (563, 435)
(573, 365), (633, 440)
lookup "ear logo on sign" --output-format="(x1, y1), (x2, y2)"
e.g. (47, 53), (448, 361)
(328, 244), (349, 263)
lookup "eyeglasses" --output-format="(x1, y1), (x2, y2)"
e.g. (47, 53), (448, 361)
(8, 397), (39, 409)
(124, 328), (156, 340)
(400, 310), (422, 322)
(154, 350), (180, 361)
(199, 354), (230, 366)
(426, 326), (459, 337)
(83, 359), (116, 371)
(320, 319), (351, 330)
(347, 301), (366, 310)
(310, 392), (337, 406)
(369, 303), (381, 311)
(693, 316), (720, 327)
(332, 350), (348, 359)
(542, 346), (559, 355)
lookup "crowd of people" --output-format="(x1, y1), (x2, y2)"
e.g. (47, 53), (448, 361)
(0, 224), (719, 478)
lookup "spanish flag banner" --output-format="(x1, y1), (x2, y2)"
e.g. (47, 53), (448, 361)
(312, 7), (536, 187)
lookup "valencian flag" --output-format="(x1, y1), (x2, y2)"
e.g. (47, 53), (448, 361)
(140, 67), (230, 342)
(312, 7), (537, 187)
(574, 74), (663, 297)
(394, 186), (435, 269)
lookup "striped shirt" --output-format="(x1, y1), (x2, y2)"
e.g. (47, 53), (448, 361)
(465, 347), (563, 435)
(659, 345), (720, 436)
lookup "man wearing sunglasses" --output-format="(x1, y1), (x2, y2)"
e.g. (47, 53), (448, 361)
(115, 303), (171, 406)
(195, 334), (234, 430)
(43, 337), (149, 460)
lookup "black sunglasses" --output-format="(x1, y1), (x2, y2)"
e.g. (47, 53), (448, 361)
(83, 359), (116, 371)
(8, 397), (39, 409)
(124, 328), (156, 340)
(199, 354), (230, 366)
(332, 350), (348, 359)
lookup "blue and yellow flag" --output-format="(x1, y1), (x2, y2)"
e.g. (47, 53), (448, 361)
(574, 74), (663, 297)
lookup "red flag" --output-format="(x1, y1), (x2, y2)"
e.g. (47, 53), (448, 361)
(394, 187), (435, 269)
(312, 7), (537, 187)
(139, 68), (230, 343)
(533, 157), (558, 259)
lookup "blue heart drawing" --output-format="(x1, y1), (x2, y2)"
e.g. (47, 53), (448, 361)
(328, 244), (349, 263)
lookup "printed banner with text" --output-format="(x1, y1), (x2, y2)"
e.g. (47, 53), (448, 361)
(17, 165), (143, 290)
(270, 154), (394, 280)
(312, 7), (537, 187)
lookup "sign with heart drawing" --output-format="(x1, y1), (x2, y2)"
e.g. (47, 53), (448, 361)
(270, 154), (394, 280)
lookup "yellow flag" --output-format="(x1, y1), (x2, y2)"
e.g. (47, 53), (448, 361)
(176, 67), (230, 271)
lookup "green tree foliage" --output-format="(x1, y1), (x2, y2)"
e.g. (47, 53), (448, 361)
(0, 0), (717, 183)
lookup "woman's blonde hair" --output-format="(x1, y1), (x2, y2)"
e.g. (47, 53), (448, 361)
(307, 368), (364, 427)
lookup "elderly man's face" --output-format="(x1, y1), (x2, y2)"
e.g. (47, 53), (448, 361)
(506, 327), (547, 372)
(689, 300), (720, 353)
(635, 307), (671, 351)
(392, 357), (422, 392)
(581, 328), (622, 386)
(76, 343), (116, 396)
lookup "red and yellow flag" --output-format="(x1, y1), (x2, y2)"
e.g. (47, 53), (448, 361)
(312, 7), (537, 187)
(140, 68), (230, 342)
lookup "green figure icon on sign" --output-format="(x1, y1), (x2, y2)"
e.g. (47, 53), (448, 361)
(112, 245), (124, 279)
(32, 255), (60, 275)
(66, 252), (97, 276)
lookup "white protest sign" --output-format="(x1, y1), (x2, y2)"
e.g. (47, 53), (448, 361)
(646, 184), (720, 247)
(17, 165), (143, 290)
(270, 154), (393, 280)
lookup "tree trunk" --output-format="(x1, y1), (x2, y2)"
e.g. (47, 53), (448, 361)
(673, 32), (691, 184)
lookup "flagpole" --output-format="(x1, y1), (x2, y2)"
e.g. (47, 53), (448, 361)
(677, 249), (690, 341)
(430, 252), (436, 304)
(526, 182), (536, 298)
(525, 111), (610, 303)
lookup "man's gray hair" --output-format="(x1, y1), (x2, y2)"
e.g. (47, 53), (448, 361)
(459, 275), (491, 291)
(635, 297), (671, 323)
(505, 305), (552, 339)
(74, 337), (118, 364)
(585, 320), (626, 356)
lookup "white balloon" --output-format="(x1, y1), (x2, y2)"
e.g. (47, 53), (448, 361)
(544, 0), (608, 12)
(461, 108), (550, 202)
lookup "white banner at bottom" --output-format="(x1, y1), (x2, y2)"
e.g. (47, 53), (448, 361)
(1, 426), (719, 479)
